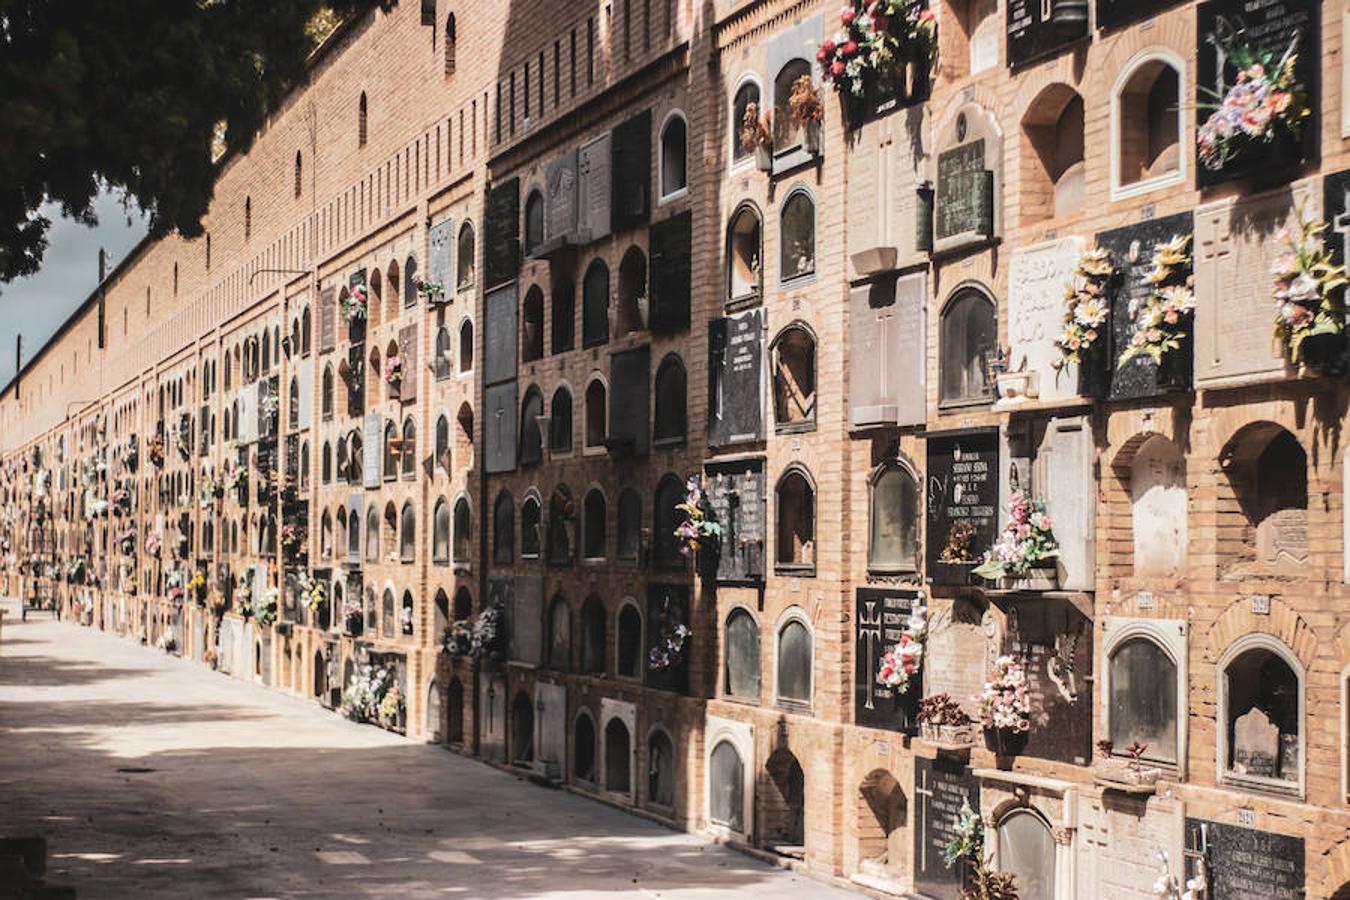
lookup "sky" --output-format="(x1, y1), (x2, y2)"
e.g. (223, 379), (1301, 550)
(0, 191), (150, 387)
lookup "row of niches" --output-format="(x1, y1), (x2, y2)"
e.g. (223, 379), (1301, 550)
(318, 406), (474, 490)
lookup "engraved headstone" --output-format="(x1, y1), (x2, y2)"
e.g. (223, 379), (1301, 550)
(484, 381), (518, 474)
(1004, 595), (1093, 765)
(1097, 211), (1194, 399)
(545, 150), (578, 241)
(1232, 707), (1280, 778)
(427, 218), (454, 296)
(934, 105), (1001, 253)
(704, 458), (766, 583)
(1194, 181), (1313, 386)
(855, 587), (925, 732)
(578, 133), (612, 242)
(484, 283), (519, 386)
(1007, 238), (1086, 403)
(1257, 508), (1309, 565)
(913, 759), (979, 900)
(708, 308), (765, 448)
(1185, 819), (1304, 900)
(1007, 0), (1087, 68)
(850, 272), (927, 429)
(319, 287), (337, 353)
(925, 429), (1000, 586)
(1097, 0), (1184, 30)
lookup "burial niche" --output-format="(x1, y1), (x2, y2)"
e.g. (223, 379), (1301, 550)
(1220, 423), (1308, 569)
(1127, 434), (1187, 577)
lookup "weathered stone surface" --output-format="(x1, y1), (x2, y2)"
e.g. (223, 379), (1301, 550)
(1007, 238), (1085, 403)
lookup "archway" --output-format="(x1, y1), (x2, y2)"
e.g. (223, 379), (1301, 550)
(763, 748), (805, 853)
(857, 769), (906, 878)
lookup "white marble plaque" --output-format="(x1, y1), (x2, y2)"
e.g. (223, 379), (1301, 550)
(1194, 180), (1314, 386)
(1008, 237), (1086, 403)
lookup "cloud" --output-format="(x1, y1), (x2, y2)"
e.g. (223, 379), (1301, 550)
(0, 191), (149, 385)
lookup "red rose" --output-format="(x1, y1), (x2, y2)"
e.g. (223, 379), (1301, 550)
(842, 40), (858, 56)
(816, 47), (828, 63)
(872, 15), (887, 32)
(830, 60), (846, 76)
(841, 8), (856, 24)
(821, 38), (835, 53)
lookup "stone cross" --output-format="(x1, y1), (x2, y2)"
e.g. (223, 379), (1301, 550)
(914, 767), (933, 871)
(858, 598), (884, 711)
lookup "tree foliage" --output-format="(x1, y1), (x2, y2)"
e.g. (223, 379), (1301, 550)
(0, 0), (382, 283)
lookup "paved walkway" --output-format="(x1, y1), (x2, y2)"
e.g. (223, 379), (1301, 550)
(0, 600), (858, 899)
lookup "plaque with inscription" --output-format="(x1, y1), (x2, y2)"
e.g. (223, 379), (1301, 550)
(1097, 0), (1184, 30)
(704, 458), (766, 584)
(935, 140), (991, 241)
(1007, 0), (1087, 68)
(646, 584), (690, 694)
(849, 272), (927, 428)
(855, 587), (925, 731)
(319, 287), (337, 354)
(1003, 596), (1093, 765)
(1185, 819), (1304, 900)
(545, 150), (578, 242)
(914, 759), (978, 900)
(578, 133), (612, 243)
(1196, 0), (1319, 188)
(427, 218), (454, 296)
(925, 430), (1000, 586)
(1097, 212), (1194, 400)
(483, 283), (519, 387)
(1008, 238), (1086, 403)
(708, 309), (765, 449)
(484, 381), (518, 474)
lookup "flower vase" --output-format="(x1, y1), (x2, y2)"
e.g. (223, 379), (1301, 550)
(348, 318), (366, 343)
(995, 563), (1058, 593)
(1076, 342), (1111, 399)
(984, 727), (1028, 757)
(801, 121), (822, 156)
(1156, 340), (1193, 393)
(755, 145), (773, 172)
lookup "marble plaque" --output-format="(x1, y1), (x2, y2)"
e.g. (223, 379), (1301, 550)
(484, 282), (519, 387)
(925, 430), (1000, 586)
(578, 133), (611, 242)
(1007, 0), (1086, 68)
(1185, 819), (1304, 900)
(546, 150), (578, 241)
(646, 583), (690, 694)
(1195, 181), (1313, 386)
(849, 272), (927, 429)
(1097, 0), (1184, 30)
(427, 218), (454, 295)
(848, 108), (927, 278)
(1196, 0), (1319, 188)
(934, 104), (1001, 253)
(1004, 596), (1093, 765)
(708, 309), (765, 448)
(923, 598), (995, 716)
(362, 414), (381, 488)
(1008, 237), (1086, 403)
(914, 759), (979, 900)
(855, 587), (925, 732)
(484, 178), (520, 289)
(484, 381), (518, 474)
(507, 575), (541, 665)
(703, 457), (766, 583)
(1097, 212), (1195, 399)
(1013, 415), (1095, 591)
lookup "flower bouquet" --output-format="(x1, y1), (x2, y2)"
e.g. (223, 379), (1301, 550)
(470, 604), (503, 660)
(281, 523), (304, 557)
(226, 464), (248, 494)
(817, 0), (936, 102)
(943, 799), (1019, 899)
(384, 355), (404, 387)
(1117, 234), (1195, 371)
(972, 490), (1059, 590)
(740, 101), (774, 171)
(649, 621), (690, 671)
(341, 662), (403, 728)
(917, 693), (976, 747)
(145, 530), (162, 557)
(147, 434), (165, 468)
(342, 593), (364, 632)
(303, 577), (326, 614)
(110, 487), (132, 516)
(253, 587), (278, 626)
(1052, 245), (1115, 390)
(401, 603), (414, 635)
(343, 284), (369, 323)
(877, 603), (926, 695)
(788, 74), (825, 155)
(443, 619), (473, 656)
(114, 526), (137, 556)
(1197, 22), (1309, 176)
(673, 476), (722, 558)
(416, 279), (446, 305)
(1094, 739), (1164, 792)
(1271, 202), (1349, 370)
(975, 655), (1032, 756)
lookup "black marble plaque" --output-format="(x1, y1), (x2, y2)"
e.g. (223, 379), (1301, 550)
(649, 211), (692, 335)
(1097, 0), (1183, 30)
(646, 583), (690, 694)
(484, 177), (520, 289)
(704, 458), (766, 583)
(610, 109), (651, 233)
(1097, 212), (1194, 400)
(1007, 0), (1087, 68)
(1185, 819), (1304, 900)
(1003, 596), (1093, 765)
(1195, 0), (1318, 188)
(608, 345), (650, 457)
(1326, 169), (1350, 272)
(935, 140), (990, 241)
(708, 309), (764, 449)
(914, 758), (978, 900)
(483, 283), (518, 387)
(925, 430), (999, 587)
(855, 587), (924, 731)
(319, 287), (337, 353)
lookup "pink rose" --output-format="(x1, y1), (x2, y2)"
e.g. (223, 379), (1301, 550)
(830, 60), (846, 76)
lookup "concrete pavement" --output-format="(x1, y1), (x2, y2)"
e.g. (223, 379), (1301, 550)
(0, 600), (860, 899)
